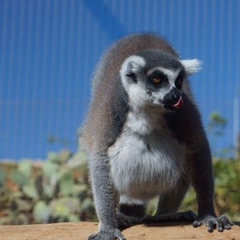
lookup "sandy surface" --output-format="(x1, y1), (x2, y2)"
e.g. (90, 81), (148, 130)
(0, 221), (240, 240)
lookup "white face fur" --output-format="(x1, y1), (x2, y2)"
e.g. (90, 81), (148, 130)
(120, 54), (201, 111)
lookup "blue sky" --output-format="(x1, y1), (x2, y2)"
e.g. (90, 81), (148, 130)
(0, 0), (239, 160)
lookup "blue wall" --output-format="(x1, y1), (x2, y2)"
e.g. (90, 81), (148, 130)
(0, 0), (239, 160)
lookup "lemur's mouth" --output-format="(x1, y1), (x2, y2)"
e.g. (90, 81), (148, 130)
(173, 96), (184, 109)
(163, 96), (184, 111)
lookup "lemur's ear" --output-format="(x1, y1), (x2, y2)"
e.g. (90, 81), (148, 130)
(180, 59), (202, 75)
(120, 55), (146, 82)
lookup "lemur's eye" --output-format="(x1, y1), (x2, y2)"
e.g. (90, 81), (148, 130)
(148, 71), (167, 87)
(153, 78), (161, 84)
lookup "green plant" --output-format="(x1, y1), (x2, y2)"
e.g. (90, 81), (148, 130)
(0, 150), (96, 225)
(0, 148), (239, 225)
(180, 157), (240, 222)
(208, 112), (227, 136)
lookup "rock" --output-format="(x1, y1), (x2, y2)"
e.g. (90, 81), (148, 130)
(0, 222), (239, 240)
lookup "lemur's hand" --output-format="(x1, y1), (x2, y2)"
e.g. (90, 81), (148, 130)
(88, 228), (126, 240)
(193, 215), (233, 232)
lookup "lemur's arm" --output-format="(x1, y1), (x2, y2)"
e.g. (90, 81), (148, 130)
(88, 152), (126, 240)
(188, 140), (233, 232)
(184, 104), (233, 232)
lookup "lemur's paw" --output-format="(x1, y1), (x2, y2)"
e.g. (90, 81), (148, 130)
(88, 228), (126, 240)
(193, 215), (234, 232)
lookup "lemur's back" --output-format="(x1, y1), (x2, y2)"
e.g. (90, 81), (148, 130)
(93, 34), (178, 93)
(82, 34), (179, 152)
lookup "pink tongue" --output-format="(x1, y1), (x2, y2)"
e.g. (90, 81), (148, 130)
(173, 96), (184, 109)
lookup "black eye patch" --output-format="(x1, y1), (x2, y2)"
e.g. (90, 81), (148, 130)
(147, 71), (168, 90)
(175, 70), (185, 89)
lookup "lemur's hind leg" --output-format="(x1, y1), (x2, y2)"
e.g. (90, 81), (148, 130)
(117, 196), (146, 230)
(143, 210), (197, 224)
(119, 195), (146, 218)
(144, 175), (196, 224)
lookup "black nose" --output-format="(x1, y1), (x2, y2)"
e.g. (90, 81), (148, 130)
(163, 88), (181, 105)
(172, 92), (180, 101)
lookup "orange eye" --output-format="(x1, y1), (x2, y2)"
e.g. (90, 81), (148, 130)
(153, 78), (161, 83)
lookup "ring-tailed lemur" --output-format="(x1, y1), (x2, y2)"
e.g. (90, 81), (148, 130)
(81, 33), (232, 240)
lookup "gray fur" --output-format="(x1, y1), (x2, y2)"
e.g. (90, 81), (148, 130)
(81, 33), (232, 240)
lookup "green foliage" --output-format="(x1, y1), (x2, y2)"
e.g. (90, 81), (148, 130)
(0, 150), (95, 225)
(18, 160), (33, 178)
(213, 158), (240, 220)
(33, 200), (51, 222)
(180, 158), (240, 221)
(208, 112), (227, 136)
(23, 180), (39, 199)
(0, 168), (6, 190)
(10, 170), (29, 187)
(0, 148), (239, 225)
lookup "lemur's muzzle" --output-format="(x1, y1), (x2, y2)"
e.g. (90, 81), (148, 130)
(163, 88), (184, 110)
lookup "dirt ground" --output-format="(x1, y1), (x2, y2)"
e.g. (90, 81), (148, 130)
(0, 221), (239, 240)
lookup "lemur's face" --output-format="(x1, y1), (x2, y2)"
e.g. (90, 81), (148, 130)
(143, 66), (185, 111)
(120, 50), (200, 111)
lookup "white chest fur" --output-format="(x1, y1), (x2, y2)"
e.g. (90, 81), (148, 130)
(108, 111), (186, 200)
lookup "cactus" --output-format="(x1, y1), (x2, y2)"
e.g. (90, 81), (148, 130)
(17, 160), (33, 178)
(10, 169), (29, 187)
(72, 184), (88, 198)
(33, 201), (51, 223)
(42, 161), (58, 178)
(9, 160), (33, 188)
(47, 152), (60, 163)
(59, 169), (74, 196)
(0, 150), (96, 225)
(15, 198), (32, 212)
(50, 197), (80, 222)
(0, 168), (6, 190)
(22, 180), (39, 200)
(81, 197), (94, 211)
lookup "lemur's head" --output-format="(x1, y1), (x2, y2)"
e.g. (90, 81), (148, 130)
(120, 50), (201, 111)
